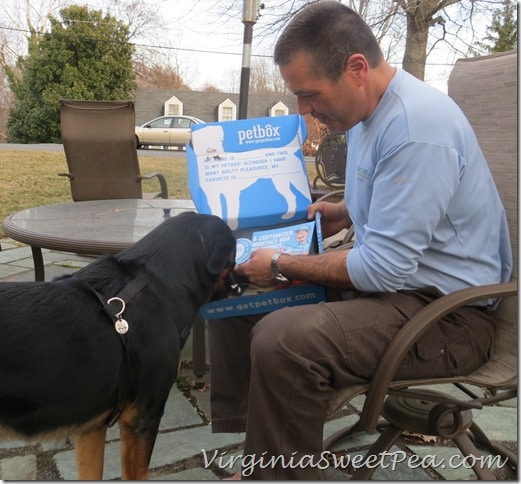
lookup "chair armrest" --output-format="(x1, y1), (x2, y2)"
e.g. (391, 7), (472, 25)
(312, 175), (324, 189)
(359, 281), (517, 431)
(315, 189), (344, 203)
(139, 173), (169, 199)
(313, 158), (327, 188)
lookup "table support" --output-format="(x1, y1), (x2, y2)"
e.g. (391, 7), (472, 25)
(31, 246), (45, 282)
(192, 315), (207, 388)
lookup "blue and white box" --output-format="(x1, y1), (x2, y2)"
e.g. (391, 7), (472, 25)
(187, 115), (327, 319)
(188, 114), (311, 230)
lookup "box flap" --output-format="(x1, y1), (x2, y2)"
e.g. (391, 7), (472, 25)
(188, 115), (311, 230)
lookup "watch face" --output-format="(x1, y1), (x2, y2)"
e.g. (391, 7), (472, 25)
(235, 238), (252, 265)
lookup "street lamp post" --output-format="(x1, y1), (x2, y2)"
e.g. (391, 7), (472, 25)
(238, 0), (262, 119)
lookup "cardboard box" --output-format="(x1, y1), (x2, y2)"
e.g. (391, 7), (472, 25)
(187, 115), (327, 319)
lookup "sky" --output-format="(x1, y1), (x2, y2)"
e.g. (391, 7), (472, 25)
(134, 0), (273, 92)
(129, 0), (491, 94)
(1, 0), (492, 94)
(0, 0), (255, 92)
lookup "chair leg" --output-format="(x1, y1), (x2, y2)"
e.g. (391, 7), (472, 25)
(324, 419), (364, 450)
(324, 417), (388, 450)
(468, 421), (518, 471)
(350, 424), (402, 480)
(453, 432), (497, 480)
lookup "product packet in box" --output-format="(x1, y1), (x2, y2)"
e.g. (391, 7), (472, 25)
(187, 115), (327, 319)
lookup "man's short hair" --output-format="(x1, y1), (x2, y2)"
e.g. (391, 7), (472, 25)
(274, 1), (383, 83)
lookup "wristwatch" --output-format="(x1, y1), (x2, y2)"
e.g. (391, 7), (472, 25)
(271, 253), (291, 285)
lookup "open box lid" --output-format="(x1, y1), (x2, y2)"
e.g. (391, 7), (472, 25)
(187, 114), (311, 230)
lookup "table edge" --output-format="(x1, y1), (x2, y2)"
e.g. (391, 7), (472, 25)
(3, 215), (131, 255)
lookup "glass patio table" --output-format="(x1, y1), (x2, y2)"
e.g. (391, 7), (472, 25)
(3, 198), (196, 282)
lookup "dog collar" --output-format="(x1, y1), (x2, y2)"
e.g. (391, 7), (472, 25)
(56, 272), (151, 428)
(102, 273), (152, 334)
(57, 272), (151, 335)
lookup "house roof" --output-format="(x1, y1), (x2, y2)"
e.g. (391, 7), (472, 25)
(134, 88), (298, 124)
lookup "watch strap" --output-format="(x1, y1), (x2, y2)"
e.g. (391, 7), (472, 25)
(271, 253), (291, 285)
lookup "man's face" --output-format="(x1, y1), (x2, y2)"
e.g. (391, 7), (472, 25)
(279, 51), (366, 132)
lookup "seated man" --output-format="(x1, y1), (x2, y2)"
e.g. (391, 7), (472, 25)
(208, 1), (513, 480)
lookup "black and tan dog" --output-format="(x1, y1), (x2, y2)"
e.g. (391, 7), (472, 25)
(0, 212), (236, 480)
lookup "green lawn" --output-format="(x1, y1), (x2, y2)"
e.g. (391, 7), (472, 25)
(0, 149), (318, 237)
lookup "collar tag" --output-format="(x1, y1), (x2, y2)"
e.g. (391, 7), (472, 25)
(107, 297), (130, 334)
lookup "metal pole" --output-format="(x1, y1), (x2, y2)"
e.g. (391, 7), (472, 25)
(238, 22), (253, 119)
(238, 0), (258, 119)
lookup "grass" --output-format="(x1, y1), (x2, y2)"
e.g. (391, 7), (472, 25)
(0, 149), (318, 237)
(0, 150), (192, 237)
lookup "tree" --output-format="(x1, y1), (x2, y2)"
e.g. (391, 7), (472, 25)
(302, 115), (329, 156)
(134, 61), (190, 90)
(250, 57), (288, 94)
(398, 0), (454, 79)
(6, 5), (135, 143)
(475, 0), (517, 53)
(196, 1), (502, 82)
(0, 0), (166, 140)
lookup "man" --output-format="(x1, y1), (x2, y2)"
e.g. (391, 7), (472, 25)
(208, 1), (512, 479)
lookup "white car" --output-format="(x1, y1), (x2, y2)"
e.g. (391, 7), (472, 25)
(135, 115), (205, 150)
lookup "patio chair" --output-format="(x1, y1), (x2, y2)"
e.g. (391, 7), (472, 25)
(311, 133), (347, 200)
(59, 99), (168, 201)
(323, 51), (518, 480)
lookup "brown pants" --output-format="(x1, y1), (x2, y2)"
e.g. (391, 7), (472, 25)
(208, 288), (495, 479)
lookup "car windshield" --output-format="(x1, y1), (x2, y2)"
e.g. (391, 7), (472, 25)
(142, 117), (204, 128)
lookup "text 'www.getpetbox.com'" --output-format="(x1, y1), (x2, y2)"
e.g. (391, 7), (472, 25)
(200, 449), (508, 477)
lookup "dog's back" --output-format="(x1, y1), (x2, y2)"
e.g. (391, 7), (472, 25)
(0, 212), (236, 479)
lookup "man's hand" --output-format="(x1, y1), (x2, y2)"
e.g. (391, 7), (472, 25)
(307, 199), (351, 239)
(234, 248), (278, 287)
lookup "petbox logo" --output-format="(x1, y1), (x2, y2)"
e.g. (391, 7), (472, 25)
(237, 123), (281, 145)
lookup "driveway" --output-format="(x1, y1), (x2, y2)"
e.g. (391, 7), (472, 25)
(0, 143), (186, 160)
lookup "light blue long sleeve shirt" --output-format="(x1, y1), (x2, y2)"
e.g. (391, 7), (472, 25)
(345, 69), (512, 296)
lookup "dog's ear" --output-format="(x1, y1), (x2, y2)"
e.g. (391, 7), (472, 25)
(207, 233), (235, 276)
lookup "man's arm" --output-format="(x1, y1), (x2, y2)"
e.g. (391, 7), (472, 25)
(234, 248), (353, 289)
(233, 197), (353, 289)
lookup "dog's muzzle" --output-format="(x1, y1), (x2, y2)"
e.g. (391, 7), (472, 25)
(226, 271), (244, 296)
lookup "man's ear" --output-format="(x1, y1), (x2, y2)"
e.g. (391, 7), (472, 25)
(344, 53), (368, 85)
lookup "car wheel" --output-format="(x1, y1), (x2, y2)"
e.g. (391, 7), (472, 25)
(135, 136), (142, 149)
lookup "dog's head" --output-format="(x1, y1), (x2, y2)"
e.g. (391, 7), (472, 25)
(118, 211), (236, 303)
(195, 213), (238, 301)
